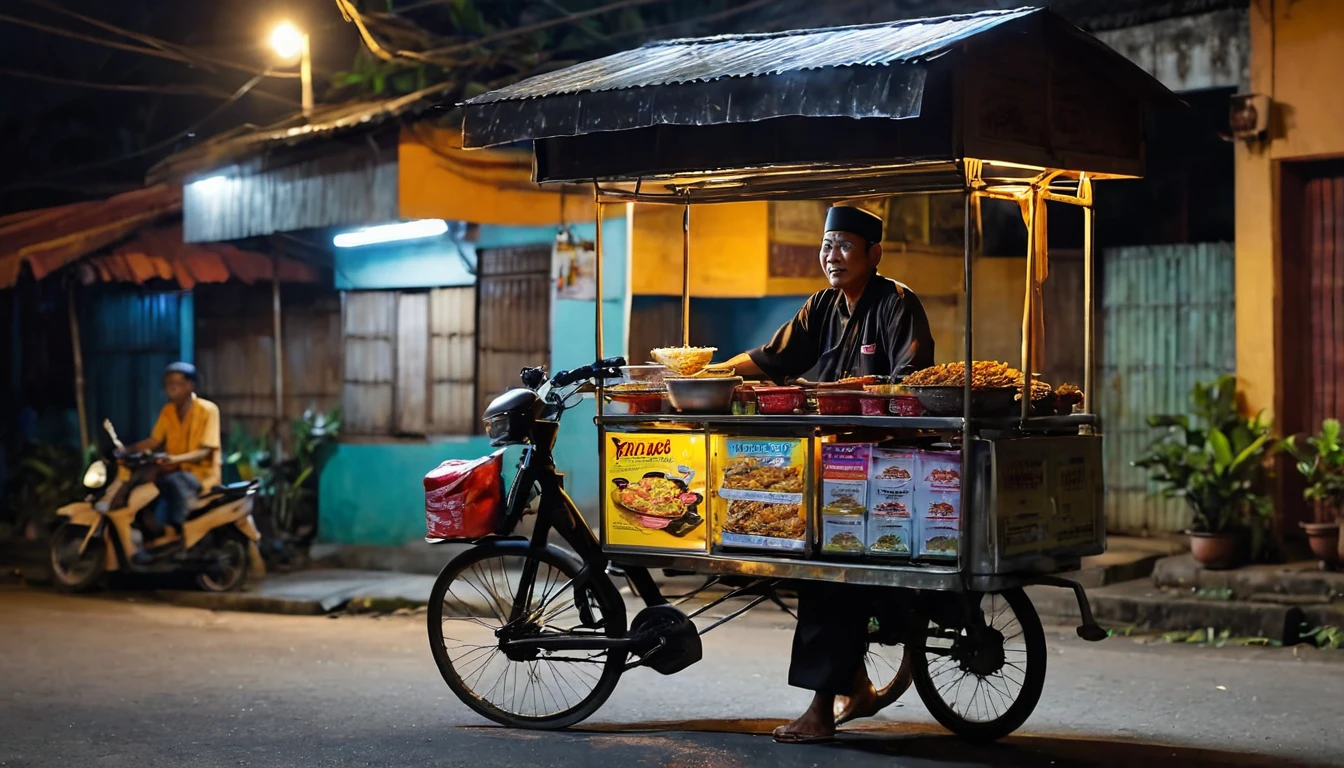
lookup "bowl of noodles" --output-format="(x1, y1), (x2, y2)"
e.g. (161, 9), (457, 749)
(610, 472), (705, 534)
(650, 346), (717, 376)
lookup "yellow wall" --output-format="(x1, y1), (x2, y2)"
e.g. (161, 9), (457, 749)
(398, 126), (595, 227)
(1236, 0), (1344, 418)
(629, 202), (771, 296)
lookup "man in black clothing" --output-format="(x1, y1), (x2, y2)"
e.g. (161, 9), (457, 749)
(717, 204), (935, 743)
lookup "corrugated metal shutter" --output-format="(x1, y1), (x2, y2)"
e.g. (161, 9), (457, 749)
(475, 246), (551, 422)
(1305, 175), (1344, 523)
(195, 285), (342, 443)
(429, 287), (476, 434)
(342, 292), (396, 435)
(84, 288), (186, 437)
(1101, 243), (1235, 535)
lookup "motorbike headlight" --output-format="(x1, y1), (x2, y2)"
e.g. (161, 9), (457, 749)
(83, 460), (108, 489)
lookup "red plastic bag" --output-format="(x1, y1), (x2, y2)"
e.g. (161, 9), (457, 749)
(424, 450), (504, 541)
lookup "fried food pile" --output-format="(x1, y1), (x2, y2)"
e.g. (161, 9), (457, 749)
(725, 501), (805, 539)
(904, 362), (1082, 404)
(722, 459), (804, 493)
(903, 361), (1021, 389)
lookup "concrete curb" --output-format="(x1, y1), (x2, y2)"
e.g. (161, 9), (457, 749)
(1153, 554), (1344, 599)
(1029, 579), (1314, 643)
(153, 589), (329, 616)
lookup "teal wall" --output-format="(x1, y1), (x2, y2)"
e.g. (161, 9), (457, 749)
(318, 215), (628, 546)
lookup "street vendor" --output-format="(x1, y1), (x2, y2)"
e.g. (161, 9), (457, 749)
(717, 204), (935, 744)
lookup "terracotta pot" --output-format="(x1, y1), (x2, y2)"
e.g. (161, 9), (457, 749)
(1188, 531), (1241, 570)
(1300, 521), (1341, 571)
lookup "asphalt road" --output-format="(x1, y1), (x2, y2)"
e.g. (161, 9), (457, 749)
(1, 585), (1341, 768)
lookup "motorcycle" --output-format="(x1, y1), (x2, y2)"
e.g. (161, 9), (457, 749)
(48, 419), (262, 593)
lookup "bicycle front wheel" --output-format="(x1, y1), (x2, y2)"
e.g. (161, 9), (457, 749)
(428, 542), (628, 729)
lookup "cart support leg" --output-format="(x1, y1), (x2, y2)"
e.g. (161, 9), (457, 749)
(1032, 575), (1108, 642)
(618, 565), (669, 606)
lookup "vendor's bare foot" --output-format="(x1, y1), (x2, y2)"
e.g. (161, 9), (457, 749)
(772, 695), (836, 744)
(833, 680), (879, 725)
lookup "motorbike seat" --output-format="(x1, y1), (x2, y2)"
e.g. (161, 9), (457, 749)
(210, 481), (254, 500)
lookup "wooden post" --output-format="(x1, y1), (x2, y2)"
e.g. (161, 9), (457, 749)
(68, 280), (89, 457)
(272, 242), (286, 526)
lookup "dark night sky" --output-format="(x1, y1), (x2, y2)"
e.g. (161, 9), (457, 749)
(0, 0), (360, 212)
(0, 0), (1239, 243)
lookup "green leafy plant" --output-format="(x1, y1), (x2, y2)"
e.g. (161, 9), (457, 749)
(3, 442), (95, 538)
(279, 407), (342, 538)
(1301, 624), (1344, 650)
(1280, 418), (1344, 517)
(1133, 375), (1275, 541)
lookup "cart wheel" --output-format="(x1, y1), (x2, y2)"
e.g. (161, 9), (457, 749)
(909, 588), (1046, 742)
(428, 541), (628, 730)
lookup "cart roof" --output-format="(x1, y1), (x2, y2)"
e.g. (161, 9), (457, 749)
(462, 6), (1181, 199)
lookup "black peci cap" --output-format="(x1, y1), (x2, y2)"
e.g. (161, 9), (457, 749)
(824, 205), (883, 245)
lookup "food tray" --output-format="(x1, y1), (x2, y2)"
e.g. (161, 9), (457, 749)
(902, 386), (1017, 417)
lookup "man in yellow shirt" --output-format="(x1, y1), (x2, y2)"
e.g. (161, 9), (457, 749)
(124, 362), (222, 539)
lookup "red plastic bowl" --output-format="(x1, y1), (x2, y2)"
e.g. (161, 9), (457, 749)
(889, 395), (926, 416)
(817, 391), (862, 415)
(858, 393), (888, 416)
(755, 386), (805, 414)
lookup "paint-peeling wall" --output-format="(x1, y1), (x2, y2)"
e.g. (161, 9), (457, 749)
(1096, 8), (1250, 92)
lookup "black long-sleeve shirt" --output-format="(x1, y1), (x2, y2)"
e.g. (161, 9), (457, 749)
(747, 274), (935, 384)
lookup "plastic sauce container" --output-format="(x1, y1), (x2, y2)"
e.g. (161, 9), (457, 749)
(754, 386), (805, 414)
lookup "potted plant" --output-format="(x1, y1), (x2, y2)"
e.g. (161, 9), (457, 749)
(1134, 375), (1274, 570)
(1280, 418), (1344, 570)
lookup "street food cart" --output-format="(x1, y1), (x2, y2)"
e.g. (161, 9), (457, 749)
(434, 6), (1181, 739)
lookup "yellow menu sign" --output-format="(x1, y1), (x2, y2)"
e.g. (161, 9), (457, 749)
(604, 432), (708, 552)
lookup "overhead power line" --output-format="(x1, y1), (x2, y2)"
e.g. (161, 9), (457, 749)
(415, 0), (671, 60)
(0, 67), (299, 106)
(0, 5), (300, 79)
(5, 72), (268, 189)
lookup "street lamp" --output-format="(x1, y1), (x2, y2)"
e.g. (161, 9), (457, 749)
(269, 21), (312, 118)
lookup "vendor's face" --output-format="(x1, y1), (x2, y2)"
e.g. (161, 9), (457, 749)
(820, 230), (881, 291)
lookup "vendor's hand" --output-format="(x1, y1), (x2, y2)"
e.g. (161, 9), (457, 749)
(157, 454), (175, 466)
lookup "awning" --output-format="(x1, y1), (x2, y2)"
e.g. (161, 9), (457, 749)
(0, 184), (317, 289)
(461, 8), (1043, 148)
(461, 6), (1184, 195)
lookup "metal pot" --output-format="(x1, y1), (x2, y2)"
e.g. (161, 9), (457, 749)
(666, 376), (743, 413)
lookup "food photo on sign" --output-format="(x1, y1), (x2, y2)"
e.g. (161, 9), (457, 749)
(604, 433), (708, 551)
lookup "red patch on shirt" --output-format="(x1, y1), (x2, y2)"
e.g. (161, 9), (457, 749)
(861, 344), (877, 355)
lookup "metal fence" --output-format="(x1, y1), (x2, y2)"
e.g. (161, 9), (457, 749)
(1100, 242), (1236, 535)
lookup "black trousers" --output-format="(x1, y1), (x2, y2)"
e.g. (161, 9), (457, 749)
(787, 581), (880, 696)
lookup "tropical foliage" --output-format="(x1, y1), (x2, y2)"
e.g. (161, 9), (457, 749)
(1134, 375), (1275, 544)
(1280, 418), (1344, 515)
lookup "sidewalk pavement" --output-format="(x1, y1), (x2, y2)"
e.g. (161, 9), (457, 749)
(154, 569), (440, 616)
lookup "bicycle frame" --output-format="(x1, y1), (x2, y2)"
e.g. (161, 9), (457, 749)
(491, 415), (670, 652)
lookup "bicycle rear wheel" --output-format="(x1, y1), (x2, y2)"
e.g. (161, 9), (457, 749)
(428, 542), (627, 729)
